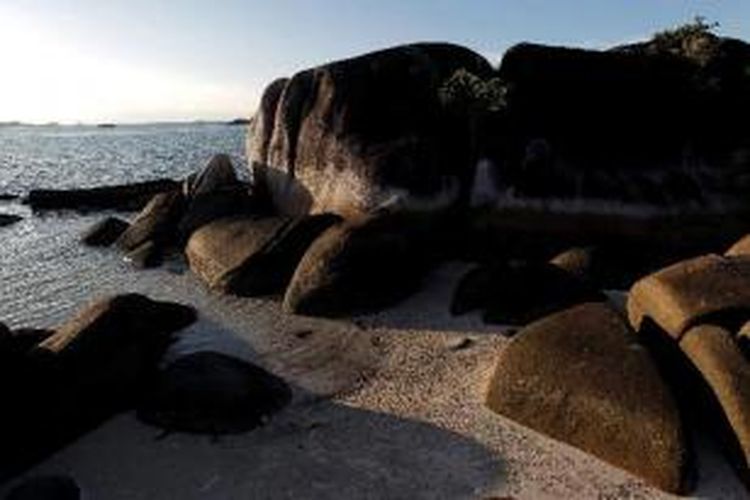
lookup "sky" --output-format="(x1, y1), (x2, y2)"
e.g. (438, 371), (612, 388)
(0, 1), (748, 124)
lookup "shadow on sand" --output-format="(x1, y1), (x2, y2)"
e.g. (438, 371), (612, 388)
(2, 385), (505, 499)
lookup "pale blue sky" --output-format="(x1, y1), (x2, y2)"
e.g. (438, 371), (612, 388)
(0, 1), (748, 123)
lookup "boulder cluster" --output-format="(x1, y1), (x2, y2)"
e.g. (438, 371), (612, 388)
(0, 294), (291, 484)
(486, 236), (750, 494)
(34, 26), (750, 495)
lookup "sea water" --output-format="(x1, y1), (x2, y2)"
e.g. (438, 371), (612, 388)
(0, 123), (250, 328)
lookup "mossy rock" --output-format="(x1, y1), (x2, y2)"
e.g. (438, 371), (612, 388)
(486, 302), (692, 494)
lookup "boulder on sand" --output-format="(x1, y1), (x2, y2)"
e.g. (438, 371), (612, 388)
(25, 179), (179, 211)
(35, 294), (197, 402)
(124, 240), (163, 269)
(627, 255), (750, 486)
(0, 294), (196, 479)
(486, 302), (691, 494)
(451, 260), (604, 325)
(137, 351), (292, 434)
(80, 216), (129, 246)
(283, 213), (434, 317)
(679, 325), (750, 482)
(248, 43), (493, 217)
(116, 190), (185, 252)
(628, 254), (750, 339)
(186, 214), (340, 296)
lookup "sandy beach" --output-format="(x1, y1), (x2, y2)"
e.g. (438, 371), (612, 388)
(1, 263), (746, 499)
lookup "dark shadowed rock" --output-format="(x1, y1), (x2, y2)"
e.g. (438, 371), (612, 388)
(137, 351), (291, 434)
(491, 35), (750, 205)
(186, 214), (339, 296)
(680, 324), (750, 482)
(249, 43), (493, 216)
(125, 240), (163, 269)
(451, 260), (604, 325)
(183, 154), (239, 199)
(486, 303), (691, 494)
(548, 246), (664, 290)
(5, 475), (80, 500)
(35, 294), (197, 397)
(283, 213), (433, 317)
(116, 190), (185, 252)
(0, 327), (53, 363)
(0, 294), (196, 480)
(0, 213), (21, 227)
(80, 216), (129, 247)
(628, 254), (750, 339)
(178, 154), (260, 239)
(25, 179), (179, 211)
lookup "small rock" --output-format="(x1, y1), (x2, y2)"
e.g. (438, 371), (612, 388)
(80, 216), (129, 246)
(452, 260), (605, 326)
(6, 475), (80, 500)
(0, 213), (21, 227)
(125, 240), (163, 269)
(116, 190), (185, 252)
(447, 337), (474, 351)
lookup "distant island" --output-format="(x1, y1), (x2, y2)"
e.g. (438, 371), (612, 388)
(226, 118), (251, 126)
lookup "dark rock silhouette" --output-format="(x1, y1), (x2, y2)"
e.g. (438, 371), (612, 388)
(0, 294), (196, 480)
(451, 260), (605, 325)
(137, 351), (292, 434)
(5, 475), (80, 500)
(116, 190), (185, 253)
(81, 217), (129, 247)
(488, 35), (750, 204)
(26, 179), (178, 211)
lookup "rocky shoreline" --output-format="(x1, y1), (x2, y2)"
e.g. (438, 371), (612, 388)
(3, 22), (750, 499)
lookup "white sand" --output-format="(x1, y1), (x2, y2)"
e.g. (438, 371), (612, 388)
(1, 263), (746, 499)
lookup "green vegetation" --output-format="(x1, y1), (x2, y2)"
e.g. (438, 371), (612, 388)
(653, 16), (719, 44)
(439, 69), (508, 114)
(651, 16), (720, 63)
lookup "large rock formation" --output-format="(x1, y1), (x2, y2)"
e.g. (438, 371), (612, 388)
(248, 43), (493, 217)
(486, 33), (750, 205)
(486, 303), (691, 493)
